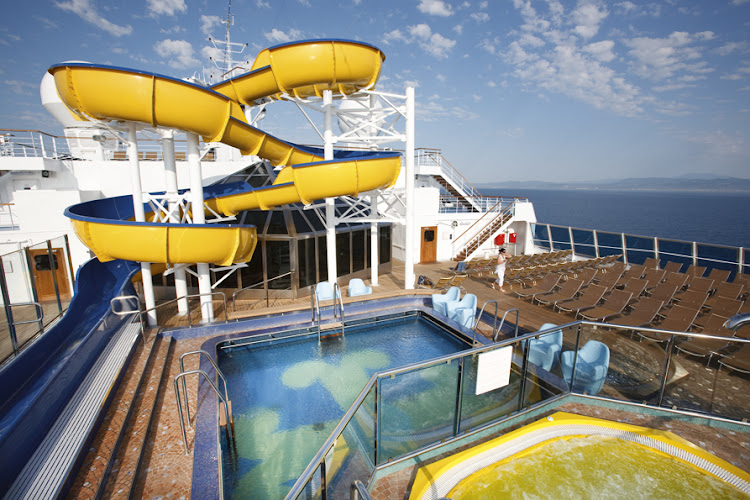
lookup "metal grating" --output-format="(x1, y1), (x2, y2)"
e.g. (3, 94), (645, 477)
(6, 320), (141, 500)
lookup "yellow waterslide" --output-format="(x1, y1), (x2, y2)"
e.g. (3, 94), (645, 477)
(53, 40), (401, 266)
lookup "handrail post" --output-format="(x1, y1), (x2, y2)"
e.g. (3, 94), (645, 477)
(656, 334), (676, 406)
(179, 350), (230, 426)
(173, 369), (233, 455)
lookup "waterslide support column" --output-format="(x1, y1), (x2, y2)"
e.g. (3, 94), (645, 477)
(404, 86), (416, 289)
(370, 194), (379, 286)
(160, 129), (189, 315)
(187, 132), (214, 322)
(323, 90), (337, 284)
(127, 123), (157, 326)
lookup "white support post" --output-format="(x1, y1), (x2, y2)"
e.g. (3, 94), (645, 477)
(370, 194), (379, 286)
(127, 123), (157, 326)
(323, 90), (337, 284)
(187, 132), (214, 322)
(161, 129), (189, 316)
(404, 87), (416, 289)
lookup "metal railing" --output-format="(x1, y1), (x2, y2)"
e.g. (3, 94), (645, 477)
(533, 222), (748, 278)
(452, 200), (516, 259)
(0, 235), (75, 364)
(416, 148), (482, 200)
(311, 283), (345, 342)
(174, 369), (234, 454)
(284, 320), (750, 499)
(495, 308), (519, 341)
(231, 271), (295, 311)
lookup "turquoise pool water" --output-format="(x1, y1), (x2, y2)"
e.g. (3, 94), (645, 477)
(216, 314), (470, 500)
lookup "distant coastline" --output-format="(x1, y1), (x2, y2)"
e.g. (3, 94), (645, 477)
(475, 176), (750, 193)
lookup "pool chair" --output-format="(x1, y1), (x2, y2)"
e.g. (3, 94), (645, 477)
(315, 281), (341, 302)
(348, 278), (372, 297)
(560, 340), (610, 395)
(447, 293), (477, 329)
(526, 323), (563, 371)
(432, 286), (461, 316)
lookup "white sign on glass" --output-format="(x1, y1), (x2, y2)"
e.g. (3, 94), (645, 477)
(475, 346), (513, 395)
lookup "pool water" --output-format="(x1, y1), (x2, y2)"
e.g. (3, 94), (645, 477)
(449, 435), (747, 499)
(217, 315), (470, 500)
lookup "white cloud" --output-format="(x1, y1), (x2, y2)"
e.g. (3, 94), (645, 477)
(257, 0), (271, 7)
(731, 0), (750, 5)
(147, 0), (186, 16)
(479, 37), (499, 55)
(200, 15), (222, 36)
(264, 28), (303, 43)
(583, 40), (615, 62)
(625, 31), (714, 82)
(33, 16), (59, 30)
(453, 24), (463, 35)
(383, 29), (408, 44)
(571, 0), (608, 40)
(471, 12), (489, 23)
(385, 24), (456, 59)
(55, 0), (132, 37)
(298, 0), (311, 6)
(3, 79), (35, 96)
(160, 25), (183, 35)
(717, 41), (750, 56)
(418, 0), (454, 17)
(154, 39), (199, 68)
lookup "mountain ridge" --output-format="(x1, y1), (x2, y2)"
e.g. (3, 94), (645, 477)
(475, 175), (750, 192)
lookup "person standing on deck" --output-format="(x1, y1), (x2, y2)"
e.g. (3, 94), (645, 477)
(493, 247), (508, 292)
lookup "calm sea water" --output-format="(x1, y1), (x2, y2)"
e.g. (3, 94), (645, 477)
(483, 188), (750, 248)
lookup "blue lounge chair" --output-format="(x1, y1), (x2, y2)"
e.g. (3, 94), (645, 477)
(560, 340), (610, 395)
(447, 293), (477, 329)
(315, 281), (341, 302)
(348, 278), (372, 297)
(527, 323), (563, 371)
(432, 286), (460, 316)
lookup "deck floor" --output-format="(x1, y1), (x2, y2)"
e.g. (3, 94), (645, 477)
(77, 260), (750, 499)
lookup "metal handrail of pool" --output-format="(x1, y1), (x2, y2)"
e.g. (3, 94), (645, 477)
(231, 271), (295, 311)
(496, 308), (519, 341)
(111, 291), (229, 328)
(174, 369), (234, 454)
(177, 350), (230, 428)
(310, 283), (345, 342)
(284, 320), (750, 500)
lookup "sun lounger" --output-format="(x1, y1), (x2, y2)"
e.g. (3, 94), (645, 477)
(642, 282), (678, 307)
(673, 277), (714, 301)
(642, 269), (666, 289)
(638, 304), (701, 343)
(595, 267), (625, 291)
(642, 257), (659, 270)
(610, 297), (664, 328)
(575, 268), (599, 288)
(514, 273), (561, 301)
(676, 314), (734, 364)
(579, 289), (633, 322)
(618, 278), (648, 301)
(685, 264), (706, 278)
(662, 271), (688, 292)
(535, 278), (584, 306)
(706, 268), (732, 284)
(703, 282), (745, 311)
(555, 284), (607, 315)
(718, 344), (750, 374)
(615, 265), (645, 288)
(662, 261), (684, 274)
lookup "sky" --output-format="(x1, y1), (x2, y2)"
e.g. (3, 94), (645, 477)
(1, 0), (749, 184)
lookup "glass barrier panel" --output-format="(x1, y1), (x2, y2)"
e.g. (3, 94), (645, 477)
(1, 251), (40, 350)
(531, 224), (551, 251)
(28, 241), (65, 321)
(595, 231), (624, 257)
(696, 244), (738, 280)
(377, 360), (459, 463)
(549, 226), (571, 251)
(458, 347), (523, 433)
(624, 235), (654, 265)
(657, 239), (693, 272)
(325, 408), (375, 499)
(292, 463), (324, 500)
(571, 229), (596, 258)
(662, 337), (749, 422)
(602, 325), (671, 404)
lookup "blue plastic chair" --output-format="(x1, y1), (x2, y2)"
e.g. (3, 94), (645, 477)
(432, 286), (461, 316)
(447, 293), (477, 329)
(560, 340), (610, 395)
(527, 323), (563, 371)
(315, 281), (341, 302)
(348, 278), (372, 297)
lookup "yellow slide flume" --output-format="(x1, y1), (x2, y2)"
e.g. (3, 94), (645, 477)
(53, 40), (401, 266)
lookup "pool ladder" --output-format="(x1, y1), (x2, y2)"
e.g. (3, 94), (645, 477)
(473, 300), (519, 344)
(311, 283), (345, 342)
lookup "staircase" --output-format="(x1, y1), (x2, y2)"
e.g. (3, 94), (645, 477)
(66, 334), (173, 499)
(454, 207), (514, 262)
(417, 149), (482, 211)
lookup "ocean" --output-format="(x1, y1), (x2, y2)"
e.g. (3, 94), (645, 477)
(482, 188), (750, 249)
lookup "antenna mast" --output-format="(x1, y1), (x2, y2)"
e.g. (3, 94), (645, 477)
(208, 0), (248, 80)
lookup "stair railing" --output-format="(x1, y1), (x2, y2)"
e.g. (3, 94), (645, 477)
(174, 369), (233, 454)
(453, 200), (516, 260)
(495, 308), (520, 341)
(177, 350), (230, 426)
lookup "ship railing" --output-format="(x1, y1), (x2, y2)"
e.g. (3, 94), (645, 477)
(111, 291), (230, 330)
(231, 271), (295, 311)
(0, 204), (19, 229)
(0, 129), (71, 159)
(285, 321), (750, 499)
(438, 195), (521, 213)
(532, 222), (749, 278)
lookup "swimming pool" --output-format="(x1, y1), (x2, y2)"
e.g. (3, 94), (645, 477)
(215, 312), (474, 500)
